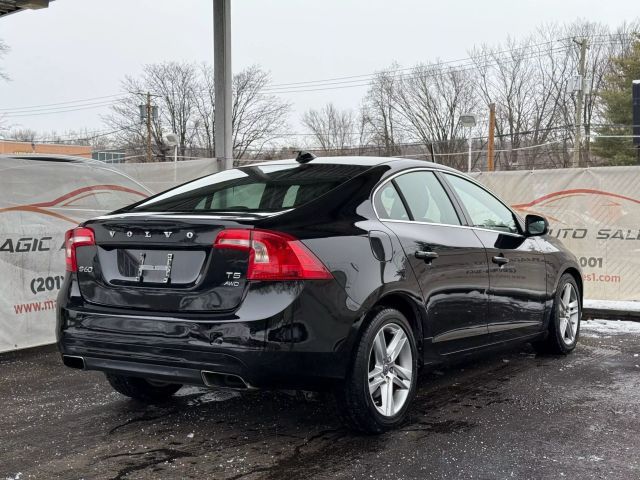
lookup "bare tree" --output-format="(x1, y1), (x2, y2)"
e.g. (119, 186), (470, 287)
(0, 38), (9, 81)
(103, 89), (164, 161)
(0, 39), (9, 130)
(146, 62), (198, 156)
(5, 128), (38, 142)
(571, 20), (640, 160)
(362, 64), (404, 155)
(468, 21), (640, 169)
(394, 62), (479, 169)
(230, 66), (291, 158)
(104, 62), (198, 161)
(302, 103), (355, 152)
(191, 65), (292, 159)
(192, 64), (216, 157)
(470, 37), (543, 168)
(105, 63), (290, 161)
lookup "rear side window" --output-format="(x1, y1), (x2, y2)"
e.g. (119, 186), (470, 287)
(374, 183), (409, 220)
(393, 171), (460, 225)
(128, 164), (368, 213)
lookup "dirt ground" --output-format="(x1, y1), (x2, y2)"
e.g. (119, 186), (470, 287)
(1, 321), (639, 480)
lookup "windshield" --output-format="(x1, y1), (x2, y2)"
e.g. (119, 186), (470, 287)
(125, 163), (369, 213)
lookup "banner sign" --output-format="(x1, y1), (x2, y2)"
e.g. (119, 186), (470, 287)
(1, 159), (637, 352)
(0, 156), (218, 352)
(473, 166), (640, 303)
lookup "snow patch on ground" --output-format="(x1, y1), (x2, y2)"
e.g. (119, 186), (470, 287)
(584, 299), (640, 312)
(581, 319), (640, 337)
(187, 390), (240, 406)
(174, 385), (208, 397)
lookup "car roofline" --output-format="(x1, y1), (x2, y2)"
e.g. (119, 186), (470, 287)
(236, 156), (460, 173)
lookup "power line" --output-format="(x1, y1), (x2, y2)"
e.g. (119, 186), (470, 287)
(261, 35), (632, 90)
(260, 37), (632, 93)
(264, 38), (564, 89)
(0, 93), (125, 113)
(1, 100), (119, 117)
(258, 44), (605, 95)
(0, 35), (633, 117)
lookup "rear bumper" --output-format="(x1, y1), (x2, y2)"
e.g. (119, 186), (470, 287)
(63, 354), (216, 387)
(57, 278), (361, 390)
(58, 327), (347, 390)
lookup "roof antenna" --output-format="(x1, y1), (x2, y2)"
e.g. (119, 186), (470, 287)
(295, 151), (316, 164)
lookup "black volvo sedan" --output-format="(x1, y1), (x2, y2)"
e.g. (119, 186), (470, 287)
(57, 155), (582, 433)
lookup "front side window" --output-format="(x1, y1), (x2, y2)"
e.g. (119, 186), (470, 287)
(393, 171), (460, 226)
(444, 173), (518, 234)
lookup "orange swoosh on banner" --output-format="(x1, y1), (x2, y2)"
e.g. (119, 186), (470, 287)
(0, 205), (80, 224)
(0, 184), (149, 225)
(512, 189), (640, 209)
(30, 184), (147, 208)
(61, 191), (109, 206)
(511, 208), (560, 223)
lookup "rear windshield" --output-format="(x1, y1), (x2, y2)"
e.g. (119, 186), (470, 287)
(125, 163), (369, 213)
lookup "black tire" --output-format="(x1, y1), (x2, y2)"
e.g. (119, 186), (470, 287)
(106, 374), (182, 402)
(534, 273), (581, 355)
(336, 308), (418, 434)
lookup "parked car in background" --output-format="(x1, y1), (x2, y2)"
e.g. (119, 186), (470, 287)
(57, 154), (582, 433)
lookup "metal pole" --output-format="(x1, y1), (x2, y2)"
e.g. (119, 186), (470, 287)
(487, 103), (496, 171)
(146, 92), (152, 163)
(173, 145), (177, 183)
(633, 80), (640, 165)
(467, 128), (472, 173)
(573, 39), (588, 168)
(213, 0), (233, 170)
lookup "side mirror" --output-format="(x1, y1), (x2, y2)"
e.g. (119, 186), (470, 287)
(525, 214), (548, 236)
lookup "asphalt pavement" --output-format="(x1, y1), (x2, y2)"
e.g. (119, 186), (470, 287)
(1, 322), (639, 480)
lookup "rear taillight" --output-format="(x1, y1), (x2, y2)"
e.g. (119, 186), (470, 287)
(214, 229), (332, 281)
(64, 227), (95, 272)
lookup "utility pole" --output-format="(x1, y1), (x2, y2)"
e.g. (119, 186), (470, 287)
(573, 38), (588, 168)
(487, 103), (496, 171)
(146, 92), (152, 163)
(633, 80), (640, 165)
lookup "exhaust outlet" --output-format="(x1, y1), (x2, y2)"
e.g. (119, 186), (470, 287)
(201, 370), (252, 390)
(62, 355), (85, 370)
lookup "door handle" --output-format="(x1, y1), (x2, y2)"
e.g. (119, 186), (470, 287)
(415, 250), (439, 263)
(492, 255), (509, 266)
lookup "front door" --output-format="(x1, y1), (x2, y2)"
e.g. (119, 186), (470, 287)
(374, 170), (490, 356)
(441, 173), (547, 341)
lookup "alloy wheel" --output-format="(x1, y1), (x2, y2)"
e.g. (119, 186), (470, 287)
(559, 283), (580, 345)
(368, 323), (413, 417)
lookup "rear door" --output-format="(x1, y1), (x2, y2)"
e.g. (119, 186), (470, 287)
(441, 173), (547, 341)
(374, 170), (490, 355)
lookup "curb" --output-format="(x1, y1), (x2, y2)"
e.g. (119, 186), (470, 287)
(583, 307), (640, 322)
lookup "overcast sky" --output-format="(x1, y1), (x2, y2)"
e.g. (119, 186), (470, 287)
(0, 0), (637, 135)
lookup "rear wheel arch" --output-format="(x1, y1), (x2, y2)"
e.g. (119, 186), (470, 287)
(371, 292), (424, 356)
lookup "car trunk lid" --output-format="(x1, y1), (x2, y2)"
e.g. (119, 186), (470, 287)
(75, 214), (260, 312)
